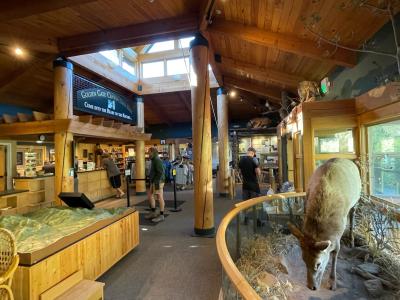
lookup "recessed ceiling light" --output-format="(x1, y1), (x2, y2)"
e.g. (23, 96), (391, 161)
(14, 47), (24, 56)
(229, 90), (237, 98)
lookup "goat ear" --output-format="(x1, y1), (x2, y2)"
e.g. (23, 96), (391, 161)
(313, 240), (331, 251)
(288, 222), (304, 241)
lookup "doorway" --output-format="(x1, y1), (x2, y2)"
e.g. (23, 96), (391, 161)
(0, 145), (7, 192)
(0, 143), (13, 191)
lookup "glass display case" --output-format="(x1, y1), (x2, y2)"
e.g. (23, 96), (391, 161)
(278, 99), (358, 191)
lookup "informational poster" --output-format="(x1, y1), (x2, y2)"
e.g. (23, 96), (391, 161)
(73, 75), (137, 124)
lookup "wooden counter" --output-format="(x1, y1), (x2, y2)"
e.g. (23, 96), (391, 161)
(77, 169), (123, 202)
(14, 175), (55, 203)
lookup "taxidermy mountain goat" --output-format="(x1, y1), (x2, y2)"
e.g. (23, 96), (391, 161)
(289, 158), (361, 290)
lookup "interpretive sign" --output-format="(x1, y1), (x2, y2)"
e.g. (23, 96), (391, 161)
(73, 75), (137, 124)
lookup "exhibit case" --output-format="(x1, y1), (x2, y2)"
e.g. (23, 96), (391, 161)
(277, 99), (358, 191)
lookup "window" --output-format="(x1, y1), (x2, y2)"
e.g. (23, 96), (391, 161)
(178, 37), (194, 48)
(166, 57), (190, 76)
(122, 60), (135, 75)
(99, 50), (119, 65)
(368, 119), (400, 204)
(142, 61), (164, 78)
(148, 40), (175, 53)
(314, 129), (354, 154)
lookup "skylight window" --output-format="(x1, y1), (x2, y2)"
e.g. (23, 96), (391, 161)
(178, 37), (194, 48)
(122, 61), (135, 75)
(148, 40), (175, 53)
(142, 61), (164, 78)
(167, 57), (190, 76)
(99, 50), (119, 65)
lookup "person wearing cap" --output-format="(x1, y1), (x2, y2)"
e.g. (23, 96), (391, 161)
(145, 147), (166, 223)
(238, 147), (261, 200)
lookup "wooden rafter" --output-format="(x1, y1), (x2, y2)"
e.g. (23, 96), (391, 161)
(199, 0), (217, 31)
(202, 31), (223, 87)
(145, 97), (173, 127)
(178, 92), (191, 114)
(0, 0), (97, 22)
(220, 56), (303, 90)
(58, 15), (199, 57)
(0, 54), (54, 94)
(224, 76), (282, 102)
(209, 20), (357, 68)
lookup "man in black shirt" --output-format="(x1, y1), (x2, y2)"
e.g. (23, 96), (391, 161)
(239, 147), (261, 200)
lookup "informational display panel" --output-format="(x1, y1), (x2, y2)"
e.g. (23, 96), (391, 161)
(73, 75), (137, 124)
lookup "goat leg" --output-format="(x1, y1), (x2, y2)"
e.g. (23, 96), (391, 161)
(349, 206), (356, 248)
(330, 243), (339, 290)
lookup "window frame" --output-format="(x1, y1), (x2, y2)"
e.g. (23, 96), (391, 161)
(363, 116), (400, 207)
(141, 59), (166, 79)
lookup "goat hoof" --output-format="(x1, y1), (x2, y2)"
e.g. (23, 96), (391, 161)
(330, 283), (337, 291)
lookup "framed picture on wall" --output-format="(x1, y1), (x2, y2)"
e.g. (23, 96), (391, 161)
(17, 152), (24, 166)
(83, 149), (88, 158)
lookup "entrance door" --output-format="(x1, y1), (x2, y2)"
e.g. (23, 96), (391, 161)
(0, 146), (6, 192)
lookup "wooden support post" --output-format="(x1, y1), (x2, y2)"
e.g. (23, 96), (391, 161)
(174, 139), (180, 157)
(217, 87), (229, 197)
(169, 143), (176, 161)
(53, 59), (74, 204)
(190, 33), (214, 236)
(135, 96), (146, 195)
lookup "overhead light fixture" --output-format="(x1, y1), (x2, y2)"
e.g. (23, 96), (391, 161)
(14, 47), (24, 56)
(229, 90), (237, 98)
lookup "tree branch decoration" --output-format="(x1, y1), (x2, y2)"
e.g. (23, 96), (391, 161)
(302, 0), (400, 76)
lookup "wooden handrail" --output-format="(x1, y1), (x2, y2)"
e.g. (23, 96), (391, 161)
(216, 192), (306, 300)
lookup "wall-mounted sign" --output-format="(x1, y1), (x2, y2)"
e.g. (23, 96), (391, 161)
(73, 75), (137, 124)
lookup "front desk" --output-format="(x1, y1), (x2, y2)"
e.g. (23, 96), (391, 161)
(77, 169), (121, 202)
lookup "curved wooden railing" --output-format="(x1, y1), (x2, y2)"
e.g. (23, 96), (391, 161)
(216, 192), (307, 300)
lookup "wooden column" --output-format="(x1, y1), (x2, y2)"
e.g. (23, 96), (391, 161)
(174, 139), (180, 157)
(217, 87), (229, 196)
(53, 59), (74, 203)
(190, 33), (214, 236)
(135, 96), (146, 195)
(169, 143), (176, 161)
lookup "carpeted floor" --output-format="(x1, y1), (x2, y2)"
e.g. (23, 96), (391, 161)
(98, 182), (238, 300)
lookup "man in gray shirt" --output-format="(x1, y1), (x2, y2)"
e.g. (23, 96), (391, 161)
(102, 153), (125, 198)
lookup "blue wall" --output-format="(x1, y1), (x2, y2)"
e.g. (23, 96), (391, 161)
(0, 104), (32, 115)
(323, 14), (399, 100)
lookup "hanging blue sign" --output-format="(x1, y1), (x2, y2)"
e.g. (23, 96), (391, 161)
(74, 87), (136, 124)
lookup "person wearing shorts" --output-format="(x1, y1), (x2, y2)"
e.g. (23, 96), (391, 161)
(145, 148), (166, 223)
(102, 153), (125, 198)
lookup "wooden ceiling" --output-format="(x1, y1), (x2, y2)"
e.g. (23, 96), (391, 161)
(0, 0), (397, 126)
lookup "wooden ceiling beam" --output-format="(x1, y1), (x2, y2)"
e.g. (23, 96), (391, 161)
(0, 54), (54, 94)
(202, 31), (223, 87)
(178, 92), (191, 115)
(220, 56), (303, 90)
(224, 76), (282, 102)
(145, 98), (173, 127)
(199, 0), (217, 31)
(0, 0), (97, 22)
(58, 15), (199, 57)
(209, 20), (357, 68)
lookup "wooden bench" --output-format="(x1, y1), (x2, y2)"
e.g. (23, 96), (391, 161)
(40, 271), (104, 300)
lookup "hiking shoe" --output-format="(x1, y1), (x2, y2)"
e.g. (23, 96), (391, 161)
(144, 212), (158, 220)
(151, 215), (165, 223)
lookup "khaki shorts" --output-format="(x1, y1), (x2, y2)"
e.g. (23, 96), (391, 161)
(150, 182), (164, 195)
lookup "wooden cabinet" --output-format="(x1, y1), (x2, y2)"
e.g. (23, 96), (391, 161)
(278, 99), (358, 191)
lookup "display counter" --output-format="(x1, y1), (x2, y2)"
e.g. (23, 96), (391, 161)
(77, 169), (123, 202)
(9, 207), (139, 300)
(14, 175), (55, 204)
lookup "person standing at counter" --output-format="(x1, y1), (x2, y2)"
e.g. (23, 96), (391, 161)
(145, 148), (166, 223)
(102, 153), (125, 198)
